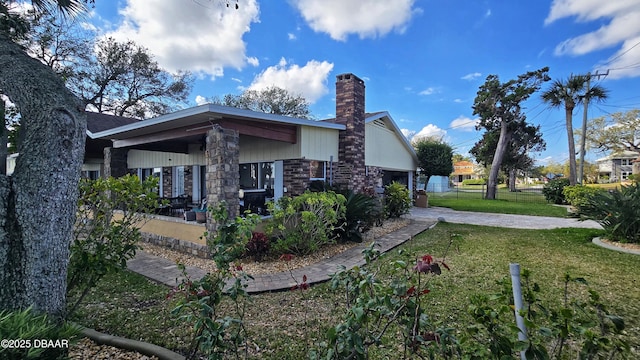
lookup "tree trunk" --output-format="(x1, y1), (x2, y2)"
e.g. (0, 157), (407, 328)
(0, 35), (87, 319)
(509, 168), (517, 192)
(0, 100), (6, 175)
(486, 121), (512, 200)
(565, 107), (577, 186)
(423, 175), (431, 191)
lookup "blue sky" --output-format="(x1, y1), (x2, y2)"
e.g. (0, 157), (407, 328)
(85, 0), (640, 164)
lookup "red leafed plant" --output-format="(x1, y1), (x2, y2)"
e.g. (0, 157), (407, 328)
(245, 231), (270, 261)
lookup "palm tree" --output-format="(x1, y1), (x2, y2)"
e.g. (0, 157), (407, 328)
(541, 75), (608, 185)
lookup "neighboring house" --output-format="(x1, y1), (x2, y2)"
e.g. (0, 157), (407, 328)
(596, 150), (638, 182)
(84, 73), (417, 231)
(451, 160), (481, 185)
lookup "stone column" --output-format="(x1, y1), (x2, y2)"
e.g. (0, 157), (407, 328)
(205, 125), (240, 233)
(103, 147), (129, 178)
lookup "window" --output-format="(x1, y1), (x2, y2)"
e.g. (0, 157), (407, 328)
(621, 171), (631, 180)
(621, 159), (633, 166)
(310, 160), (326, 180)
(81, 170), (100, 180)
(239, 162), (274, 190)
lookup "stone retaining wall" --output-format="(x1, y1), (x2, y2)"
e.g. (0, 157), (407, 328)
(140, 232), (212, 259)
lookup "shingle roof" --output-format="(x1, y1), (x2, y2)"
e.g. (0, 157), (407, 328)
(86, 112), (140, 134)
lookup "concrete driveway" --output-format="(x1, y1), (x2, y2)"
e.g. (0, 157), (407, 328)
(409, 206), (602, 230)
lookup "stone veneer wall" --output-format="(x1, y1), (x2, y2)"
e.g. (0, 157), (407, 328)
(162, 166), (172, 198)
(365, 166), (384, 190)
(334, 73), (366, 192)
(184, 168), (193, 198)
(140, 232), (211, 259)
(205, 126), (240, 232)
(283, 158), (311, 196)
(103, 147), (129, 178)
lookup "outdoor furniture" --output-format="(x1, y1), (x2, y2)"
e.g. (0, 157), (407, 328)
(156, 195), (190, 216)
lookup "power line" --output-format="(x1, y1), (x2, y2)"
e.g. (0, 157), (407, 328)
(601, 40), (640, 66)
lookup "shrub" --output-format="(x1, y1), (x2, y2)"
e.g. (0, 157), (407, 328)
(384, 181), (412, 218)
(578, 183), (640, 243)
(170, 202), (257, 359)
(462, 178), (486, 186)
(68, 175), (160, 317)
(336, 190), (382, 243)
(542, 178), (570, 204)
(207, 202), (260, 268)
(266, 191), (346, 255)
(563, 185), (604, 211)
(459, 271), (629, 359)
(0, 307), (81, 359)
(245, 232), (270, 261)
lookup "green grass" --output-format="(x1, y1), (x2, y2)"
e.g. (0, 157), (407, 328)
(428, 194), (569, 217)
(71, 224), (640, 359)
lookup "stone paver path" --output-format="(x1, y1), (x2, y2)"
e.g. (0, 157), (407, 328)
(127, 220), (436, 292)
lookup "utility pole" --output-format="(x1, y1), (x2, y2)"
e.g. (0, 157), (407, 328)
(578, 70), (609, 185)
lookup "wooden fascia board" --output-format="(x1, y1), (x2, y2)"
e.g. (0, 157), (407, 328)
(216, 120), (297, 143)
(113, 120), (297, 148)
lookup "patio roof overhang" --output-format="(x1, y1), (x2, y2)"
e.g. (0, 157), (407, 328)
(91, 104), (345, 153)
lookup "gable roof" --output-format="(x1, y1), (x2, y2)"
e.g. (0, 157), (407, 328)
(596, 150), (639, 162)
(365, 111), (417, 161)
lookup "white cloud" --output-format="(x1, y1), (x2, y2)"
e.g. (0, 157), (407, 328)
(400, 128), (416, 140)
(248, 58), (334, 104)
(418, 87), (437, 96)
(545, 1), (640, 78)
(105, 0), (260, 78)
(453, 98), (464, 103)
(231, 78), (242, 83)
(246, 57), (260, 67)
(461, 72), (482, 81)
(195, 95), (209, 106)
(449, 116), (479, 131)
(288, 33), (297, 40)
(412, 124), (447, 142)
(290, 0), (420, 41)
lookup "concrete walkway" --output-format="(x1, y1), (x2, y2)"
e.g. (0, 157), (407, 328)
(127, 207), (603, 292)
(410, 206), (602, 229)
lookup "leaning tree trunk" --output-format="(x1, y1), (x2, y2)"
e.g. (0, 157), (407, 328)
(565, 107), (577, 186)
(486, 121), (512, 200)
(0, 35), (86, 319)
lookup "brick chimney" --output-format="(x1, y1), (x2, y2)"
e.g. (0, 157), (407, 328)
(334, 73), (366, 191)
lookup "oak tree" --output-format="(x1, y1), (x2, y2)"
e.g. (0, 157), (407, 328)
(473, 68), (549, 199)
(0, 0), (91, 318)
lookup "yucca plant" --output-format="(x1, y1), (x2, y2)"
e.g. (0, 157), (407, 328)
(578, 182), (640, 243)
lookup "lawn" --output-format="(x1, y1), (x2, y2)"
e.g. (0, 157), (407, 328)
(71, 223), (640, 359)
(427, 190), (569, 217)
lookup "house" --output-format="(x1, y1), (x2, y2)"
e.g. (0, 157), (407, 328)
(85, 73), (418, 231)
(451, 160), (481, 186)
(596, 150), (638, 182)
